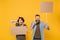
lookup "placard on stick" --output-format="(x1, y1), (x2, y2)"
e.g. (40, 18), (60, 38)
(40, 2), (53, 12)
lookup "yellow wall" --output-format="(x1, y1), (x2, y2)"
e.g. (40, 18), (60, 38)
(0, 0), (60, 40)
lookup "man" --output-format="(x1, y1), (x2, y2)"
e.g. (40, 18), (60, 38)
(30, 14), (50, 40)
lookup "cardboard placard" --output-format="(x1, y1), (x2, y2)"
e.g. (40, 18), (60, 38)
(10, 26), (27, 35)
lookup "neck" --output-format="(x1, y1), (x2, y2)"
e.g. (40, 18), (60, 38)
(19, 24), (23, 26)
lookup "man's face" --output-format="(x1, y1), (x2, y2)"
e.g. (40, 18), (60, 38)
(35, 16), (40, 21)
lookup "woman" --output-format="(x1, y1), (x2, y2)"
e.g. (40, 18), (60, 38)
(15, 17), (27, 40)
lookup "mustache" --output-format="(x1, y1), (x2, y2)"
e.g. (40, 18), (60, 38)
(35, 20), (40, 21)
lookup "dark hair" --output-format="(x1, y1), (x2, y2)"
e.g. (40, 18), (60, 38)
(17, 17), (25, 23)
(35, 14), (40, 17)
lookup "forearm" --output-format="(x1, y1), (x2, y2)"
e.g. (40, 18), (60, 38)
(30, 22), (36, 30)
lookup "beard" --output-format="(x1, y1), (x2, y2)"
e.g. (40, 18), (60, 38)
(35, 20), (40, 24)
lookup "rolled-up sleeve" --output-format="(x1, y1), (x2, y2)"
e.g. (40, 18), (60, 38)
(42, 22), (49, 30)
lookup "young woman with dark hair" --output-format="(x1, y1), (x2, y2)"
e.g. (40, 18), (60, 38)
(16, 17), (27, 40)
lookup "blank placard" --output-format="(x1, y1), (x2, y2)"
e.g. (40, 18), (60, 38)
(40, 2), (53, 12)
(10, 26), (28, 35)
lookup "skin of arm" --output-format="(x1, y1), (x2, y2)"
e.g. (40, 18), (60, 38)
(30, 22), (36, 30)
(10, 20), (17, 24)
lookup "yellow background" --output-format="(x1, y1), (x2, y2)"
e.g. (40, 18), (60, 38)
(0, 0), (60, 40)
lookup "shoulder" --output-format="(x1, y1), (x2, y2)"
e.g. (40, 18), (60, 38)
(16, 23), (19, 26)
(40, 21), (44, 24)
(23, 24), (27, 26)
(40, 21), (45, 26)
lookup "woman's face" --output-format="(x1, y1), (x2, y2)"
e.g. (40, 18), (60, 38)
(19, 19), (23, 25)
